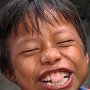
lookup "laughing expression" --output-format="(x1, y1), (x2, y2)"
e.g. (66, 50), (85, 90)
(7, 16), (88, 90)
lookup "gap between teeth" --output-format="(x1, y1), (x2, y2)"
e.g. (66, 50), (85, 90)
(41, 72), (70, 86)
(46, 78), (68, 86)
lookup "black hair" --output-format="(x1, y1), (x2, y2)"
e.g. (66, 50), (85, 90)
(0, 0), (87, 72)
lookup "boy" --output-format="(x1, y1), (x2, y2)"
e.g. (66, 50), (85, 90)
(0, 0), (89, 90)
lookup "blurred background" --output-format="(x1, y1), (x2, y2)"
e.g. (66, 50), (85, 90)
(0, 0), (90, 90)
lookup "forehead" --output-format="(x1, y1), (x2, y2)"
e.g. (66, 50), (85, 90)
(11, 15), (80, 43)
(14, 17), (75, 38)
(14, 8), (75, 36)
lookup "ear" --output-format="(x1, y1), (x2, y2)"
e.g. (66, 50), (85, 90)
(85, 52), (89, 64)
(3, 67), (16, 83)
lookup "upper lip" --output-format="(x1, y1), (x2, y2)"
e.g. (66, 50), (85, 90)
(38, 67), (74, 82)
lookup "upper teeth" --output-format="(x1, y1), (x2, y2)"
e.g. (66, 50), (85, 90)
(41, 72), (70, 86)
(42, 72), (69, 82)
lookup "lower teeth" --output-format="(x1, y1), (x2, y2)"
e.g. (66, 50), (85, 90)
(46, 77), (68, 86)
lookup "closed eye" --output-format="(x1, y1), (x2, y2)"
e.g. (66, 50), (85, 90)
(20, 48), (39, 56)
(57, 40), (74, 47)
(25, 48), (39, 52)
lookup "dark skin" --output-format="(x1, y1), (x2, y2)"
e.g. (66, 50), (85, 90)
(4, 11), (89, 90)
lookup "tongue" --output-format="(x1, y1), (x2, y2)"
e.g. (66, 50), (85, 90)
(50, 72), (63, 82)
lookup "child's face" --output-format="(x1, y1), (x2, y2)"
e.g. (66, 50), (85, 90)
(7, 17), (88, 90)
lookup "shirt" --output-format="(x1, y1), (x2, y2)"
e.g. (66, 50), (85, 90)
(80, 86), (86, 90)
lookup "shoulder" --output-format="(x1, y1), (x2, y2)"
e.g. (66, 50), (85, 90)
(87, 89), (90, 90)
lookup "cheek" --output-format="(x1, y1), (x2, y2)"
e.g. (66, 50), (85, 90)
(12, 56), (39, 84)
(60, 46), (88, 83)
(61, 46), (88, 74)
(60, 46), (87, 68)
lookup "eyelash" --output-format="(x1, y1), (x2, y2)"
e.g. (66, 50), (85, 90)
(20, 48), (39, 56)
(56, 40), (74, 47)
(25, 48), (39, 52)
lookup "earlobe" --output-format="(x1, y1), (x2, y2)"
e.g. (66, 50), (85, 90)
(3, 68), (16, 83)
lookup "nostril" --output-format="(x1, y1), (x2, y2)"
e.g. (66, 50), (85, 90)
(40, 48), (61, 65)
(45, 61), (50, 64)
(56, 59), (60, 62)
(41, 56), (61, 65)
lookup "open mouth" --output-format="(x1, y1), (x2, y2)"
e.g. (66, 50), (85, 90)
(38, 69), (73, 89)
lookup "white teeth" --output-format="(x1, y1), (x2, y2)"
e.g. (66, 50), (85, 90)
(41, 72), (70, 86)
(64, 73), (69, 78)
(64, 73), (67, 77)
(42, 78), (45, 82)
(46, 79), (68, 86)
(46, 82), (52, 86)
(61, 72), (69, 78)
(61, 73), (64, 76)
(45, 78), (47, 82)
(46, 75), (51, 81)
(42, 75), (51, 82)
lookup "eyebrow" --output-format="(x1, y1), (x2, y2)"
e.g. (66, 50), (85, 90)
(54, 29), (66, 35)
(16, 37), (38, 48)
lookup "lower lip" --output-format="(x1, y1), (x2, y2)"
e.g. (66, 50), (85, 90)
(38, 74), (73, 90)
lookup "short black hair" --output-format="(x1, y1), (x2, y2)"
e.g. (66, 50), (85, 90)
(0, 0), (87, 72)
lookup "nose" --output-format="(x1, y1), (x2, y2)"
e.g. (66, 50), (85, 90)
(40, 48), (61, 65)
